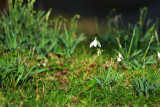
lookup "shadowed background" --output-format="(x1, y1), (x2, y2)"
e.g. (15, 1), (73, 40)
(1, 0), (160, 34)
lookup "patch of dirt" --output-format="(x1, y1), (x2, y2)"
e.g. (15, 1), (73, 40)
(89, 63), (96, 68)
(55, 69), (70, 76)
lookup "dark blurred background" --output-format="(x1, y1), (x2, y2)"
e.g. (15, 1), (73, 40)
(1, 0), (160, 34)
(33, 0), (160, 21)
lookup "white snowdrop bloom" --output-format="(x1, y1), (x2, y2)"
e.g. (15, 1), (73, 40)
(117, 57), (122, 62)
(42, 63), (46, 67)
(158, 52), (160, 59)
(117, 53), (123, 62)
(90, 37), (101, 48)
(118, 53), (123, 59)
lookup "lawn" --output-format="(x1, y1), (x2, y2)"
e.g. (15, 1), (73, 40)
(0, 0), (160, 106)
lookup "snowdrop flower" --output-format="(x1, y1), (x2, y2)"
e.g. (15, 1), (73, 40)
(117, 53), (123, 62)
(157, 52), (160, 59)
(118, 53), (123, 59)
(90, 37), (101, 48)
(42, 63), (46, 67)
(117, 57), (122, 62)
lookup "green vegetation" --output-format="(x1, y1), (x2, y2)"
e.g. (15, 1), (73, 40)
(0, 0), (160, 106)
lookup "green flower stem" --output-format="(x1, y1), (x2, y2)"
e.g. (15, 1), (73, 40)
(128, 28), (135, 59)
(99, 54), (104, 76)
(155, 30), (160, 49)
(143, 33), (153, 69)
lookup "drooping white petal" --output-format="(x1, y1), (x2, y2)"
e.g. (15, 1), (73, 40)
(117, 57), (121, 62)
(90, 41), (94, 48)
(118, 53), (123, 59)
(90, 40), (97, 47)
(93, 40), (97, 47)
(90, 39), (101, 48)
(42, 63), (46, 67)
(158, 53), (160, 59)
(97, 41), (101, 47)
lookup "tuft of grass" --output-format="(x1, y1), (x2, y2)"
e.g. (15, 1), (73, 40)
(132, 73), (160, 97)
(57, 14), (86, 58)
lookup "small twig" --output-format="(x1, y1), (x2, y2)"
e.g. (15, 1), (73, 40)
(19, 87), (26, 98)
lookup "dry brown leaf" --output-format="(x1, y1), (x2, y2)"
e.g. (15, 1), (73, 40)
(82, 67), (90, 71)
(62, 70), (69, 75)
(84, 72), (88, 77)
(103, 63), (109, 69)
(45, 76), (55, 80)
(47, 52), (58, 59)
(73, 70), (81, 76)
(59, 86), (66, 91)
(59, 62), (65, 66)
(59, 78), (68, 84)
(152, 65), (157, 70)
(72, 97), (78, 103)
(55, 71), (62, 76)
(121, 64), (127, 70)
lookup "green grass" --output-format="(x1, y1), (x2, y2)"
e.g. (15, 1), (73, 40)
(0, 45), (160, 106)
(0, 0), (160, 106)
